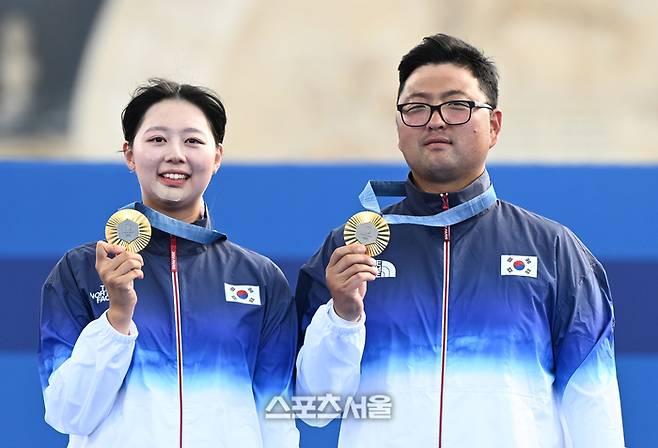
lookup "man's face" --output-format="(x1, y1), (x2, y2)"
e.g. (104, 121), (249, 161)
(396, 63), (502, 192)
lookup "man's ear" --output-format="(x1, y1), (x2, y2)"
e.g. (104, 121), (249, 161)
(488, 109), (503, 149)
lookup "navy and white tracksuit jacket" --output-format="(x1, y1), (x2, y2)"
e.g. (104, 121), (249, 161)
(39, 210), (299, 447)
(295, 171), (625, 447)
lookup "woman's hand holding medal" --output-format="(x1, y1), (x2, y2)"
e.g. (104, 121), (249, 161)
(95, 241), (144, 335)
(97, 209), (151, 335)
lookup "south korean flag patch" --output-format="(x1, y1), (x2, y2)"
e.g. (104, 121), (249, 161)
(501, 255), (538, 278)
(224, 283), (261, 305)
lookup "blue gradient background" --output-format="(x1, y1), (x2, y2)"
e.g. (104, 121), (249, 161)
(1, 162), (656, 446)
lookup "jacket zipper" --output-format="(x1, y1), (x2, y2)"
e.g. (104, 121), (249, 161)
(438, 193), (451, 448)
(170, 235), (184, 448)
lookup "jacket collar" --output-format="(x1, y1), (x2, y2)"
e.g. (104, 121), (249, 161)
(401, 170), (492, 216)
(143, 208), (225, 256)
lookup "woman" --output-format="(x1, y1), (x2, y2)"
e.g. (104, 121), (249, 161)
(38, 79), (299, 447)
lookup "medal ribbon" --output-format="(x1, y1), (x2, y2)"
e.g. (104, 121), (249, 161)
(358, 181), (497, 227)
(120, 202), (225, 244)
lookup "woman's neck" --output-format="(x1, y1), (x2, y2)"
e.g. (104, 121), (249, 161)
(144, 200), (204, 223)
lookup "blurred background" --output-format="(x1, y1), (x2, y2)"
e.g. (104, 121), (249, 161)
(0, 0), (656, 446)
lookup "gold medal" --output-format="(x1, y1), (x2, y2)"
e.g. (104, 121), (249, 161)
(343, 211), (390, 257)
(105, 209), (152, 253)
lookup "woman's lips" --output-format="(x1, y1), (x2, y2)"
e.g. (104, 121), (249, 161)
(159, 172), (189, 187)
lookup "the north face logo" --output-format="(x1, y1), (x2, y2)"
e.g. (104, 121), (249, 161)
(376, 260), (396, 278)
(89, 285), (109, 304)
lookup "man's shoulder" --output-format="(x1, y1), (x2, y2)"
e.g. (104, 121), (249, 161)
(495, 200), (567, 234)
(310, 223), (348, 252)
(494, 200), (596, 258)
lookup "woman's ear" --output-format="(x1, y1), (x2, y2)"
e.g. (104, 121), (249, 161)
(213, 143), (224, 174)
(123, 142), (135, 172)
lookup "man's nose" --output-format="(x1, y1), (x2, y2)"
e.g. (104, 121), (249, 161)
(427, 108), (447, 129)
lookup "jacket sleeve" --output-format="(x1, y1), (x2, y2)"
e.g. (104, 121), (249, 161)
(38, 252), (137, 436)
(252, 262), (300, 448)
(294, 232), (366, 428)
(552, 228), (625, 447)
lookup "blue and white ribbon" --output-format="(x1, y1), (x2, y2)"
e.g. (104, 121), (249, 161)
(120, 202), (225, 244)
(358, 181), (497, 227)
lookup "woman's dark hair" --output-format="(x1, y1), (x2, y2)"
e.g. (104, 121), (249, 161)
(122, 78), (227, 146)
(398, 34), (499, 107)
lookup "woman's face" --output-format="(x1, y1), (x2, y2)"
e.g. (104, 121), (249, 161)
(124, 99), (223, 222)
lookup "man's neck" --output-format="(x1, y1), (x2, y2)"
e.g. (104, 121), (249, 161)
(411, 171), (483, 194)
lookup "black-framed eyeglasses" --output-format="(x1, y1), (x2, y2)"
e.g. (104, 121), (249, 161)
(396, 100), (494, 127)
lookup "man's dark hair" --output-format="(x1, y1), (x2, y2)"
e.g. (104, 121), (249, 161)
(398, 34), (499, 107)
(122, 78), (227, 146)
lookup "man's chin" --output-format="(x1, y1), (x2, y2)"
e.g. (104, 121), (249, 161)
(423, 165), (460, 184)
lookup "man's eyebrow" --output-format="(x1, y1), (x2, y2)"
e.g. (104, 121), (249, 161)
(403, 92), (432, 101)
(402, 89), (470, 102)
(439, 89), (469, 99)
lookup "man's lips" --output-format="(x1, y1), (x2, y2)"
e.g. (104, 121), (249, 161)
(422, 136), (451, 146)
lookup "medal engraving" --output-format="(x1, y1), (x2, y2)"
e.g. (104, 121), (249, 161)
(355, 222), (378, 245)
(105, 209), (152, 253)
(117, 219), (140, 242)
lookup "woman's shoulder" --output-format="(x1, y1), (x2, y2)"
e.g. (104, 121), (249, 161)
(214, 239), (282, 275)
(44, 242), (98, 286)
(56, 241), (97, 266)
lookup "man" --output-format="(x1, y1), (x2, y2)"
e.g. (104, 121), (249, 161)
(295, 34), (625, 447)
